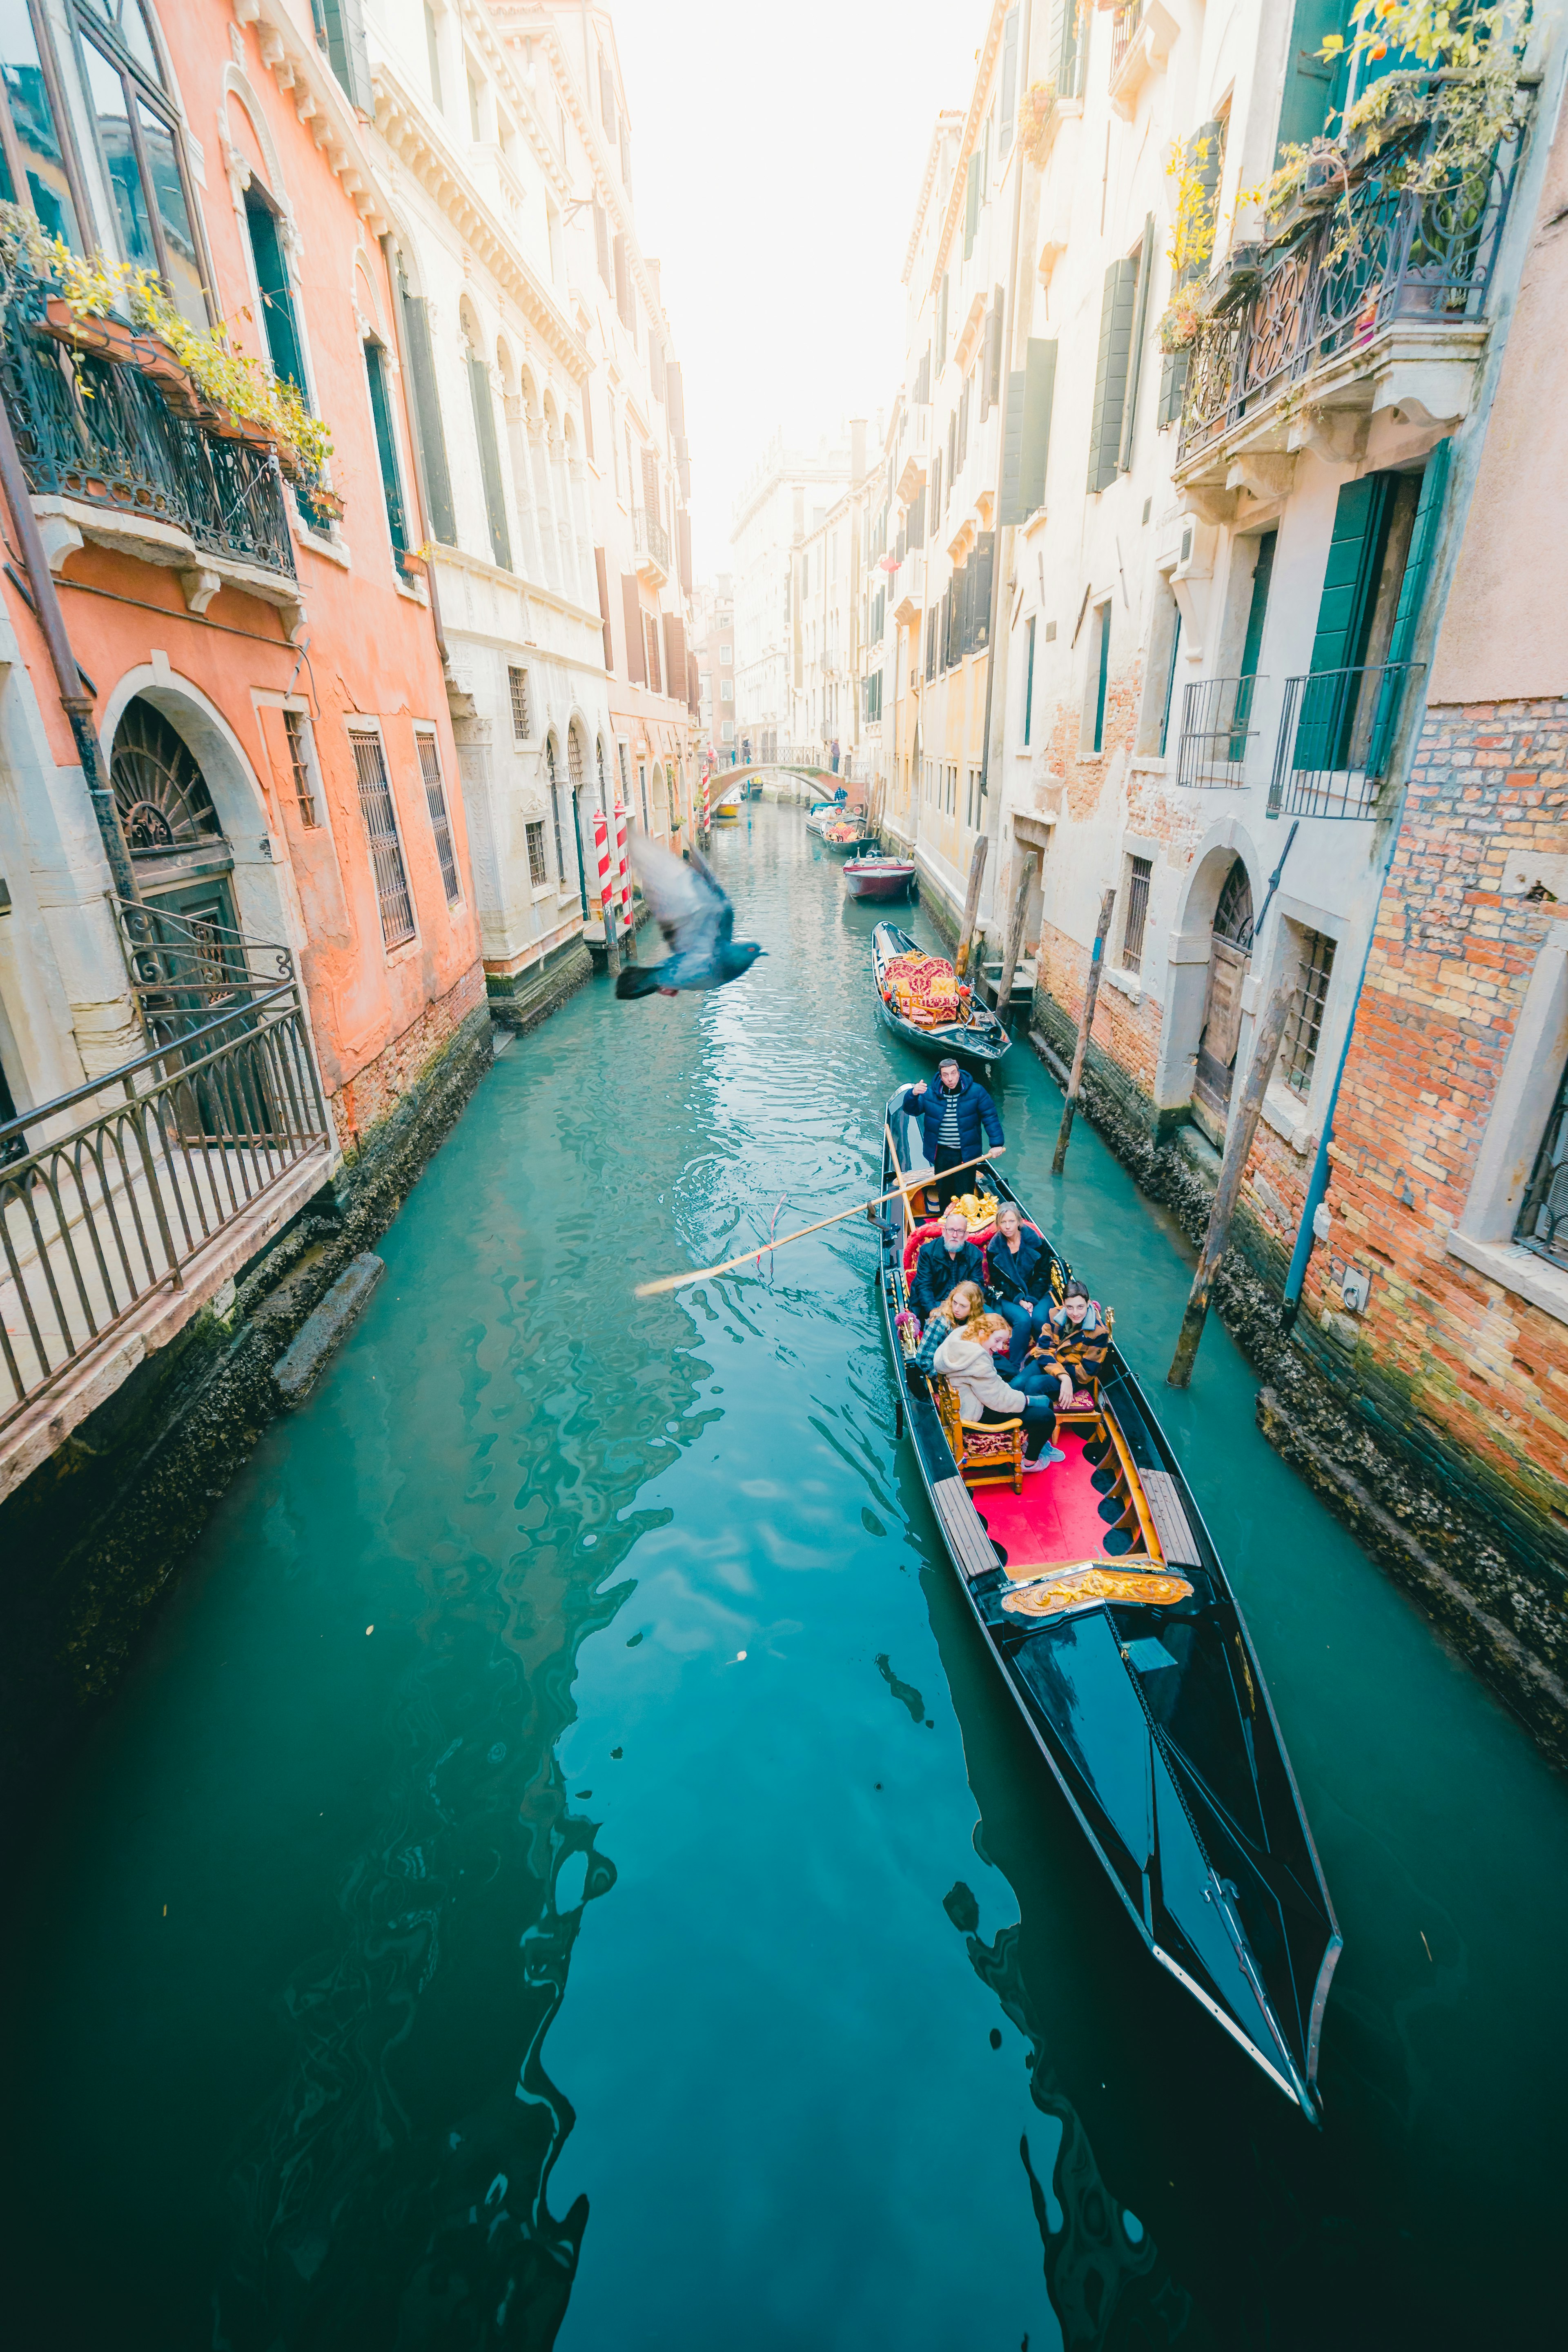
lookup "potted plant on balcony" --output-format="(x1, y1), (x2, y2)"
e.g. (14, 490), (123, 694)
(1157, 280), (1204, 353)
(1019, 80), (1059, 168)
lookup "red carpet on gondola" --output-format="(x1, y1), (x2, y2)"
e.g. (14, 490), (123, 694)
(973, 1429), (1115, 1570)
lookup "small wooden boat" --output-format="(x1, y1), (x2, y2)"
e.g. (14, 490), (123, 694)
(872, 921), (1010, 1072)
(844, 854), (915, 902)
(822, 823), (878, 858)
(879, 1085), (1341, 2118)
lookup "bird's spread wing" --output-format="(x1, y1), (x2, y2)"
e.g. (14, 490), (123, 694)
(629, 833), (728, 967)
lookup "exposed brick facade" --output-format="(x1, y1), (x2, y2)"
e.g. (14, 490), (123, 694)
(331, 960), (487, 1160)
(1313, 698), (1568, 1559)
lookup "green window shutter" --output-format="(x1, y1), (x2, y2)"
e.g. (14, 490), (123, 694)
(245, 194), (305, 393)
(1156, 351), (1189, 432)
(964, 154), (979, 259)
(1309, 474), (1396, 676)
(1047, 0), (1080, 100)
(973, 533), (995, 651)
(1118, 216), (1156, 470)
(1087, 260), (1137, 493)
(399, 286), (456, 545)
(1000, 338), (1057, 525)
(1240, 530), (1277, 680)
(1365, 439), (1450, 773)
(319, 0), (374, 115)
(999, 9), (1019, 154)
(467, 351), (512, 571)
(1276, 0), (1350, 161)
(364, 341), (408, 562)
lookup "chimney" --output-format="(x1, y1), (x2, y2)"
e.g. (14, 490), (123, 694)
(851, 417), (866, 482)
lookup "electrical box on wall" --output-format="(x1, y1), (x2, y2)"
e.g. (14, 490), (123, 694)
(1341, 1269), (1371, 1315)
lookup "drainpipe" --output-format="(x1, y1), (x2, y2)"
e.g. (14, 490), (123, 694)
(0, 388), (140, 910)
(976, 0), (1033, 949)
(382, 235), (449, 667)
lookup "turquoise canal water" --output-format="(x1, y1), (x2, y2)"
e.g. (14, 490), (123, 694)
(5, 805), (1566, 2349)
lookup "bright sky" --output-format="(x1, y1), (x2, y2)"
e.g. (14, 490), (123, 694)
(612, 0), (989, 579)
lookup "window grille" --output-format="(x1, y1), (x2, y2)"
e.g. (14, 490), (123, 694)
(417, 731), (461, 904)
(1516, 1060), (1568, 1270)
(283, 708), (317, 826)
(508, 666), (530, 739)
(1123, 856), (1152, 974)
(526, 819), (548, 887)
(1282, 930), (1336, 1096)
(350, 728), (415, 946)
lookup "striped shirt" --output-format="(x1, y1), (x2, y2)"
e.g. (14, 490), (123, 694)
(937, 1086), (961, 1148)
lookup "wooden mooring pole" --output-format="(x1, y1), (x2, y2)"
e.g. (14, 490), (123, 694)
(1051, 888), (1116, 1176)
(995, 852), (1037, 1015)
(953, 835), (989, 976)
(1167, 971), (1297, 1388)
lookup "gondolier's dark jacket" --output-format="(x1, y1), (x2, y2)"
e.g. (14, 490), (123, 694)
(909, 1235), (985, 1323)
(906, 1072), (1004, 1164)
(984, 1224), (1048, 1307)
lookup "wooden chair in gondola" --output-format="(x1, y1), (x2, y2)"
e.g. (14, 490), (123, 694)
(930, 1374), (1025, 1496)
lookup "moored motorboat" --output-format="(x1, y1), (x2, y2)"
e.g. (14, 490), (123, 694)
(871, 921), (1010, 1071)
(822, 821), (878, 857)
(877, 1084), (1341, 2118)
(844, 854), (915, 902)
(805, 793), (851, 837)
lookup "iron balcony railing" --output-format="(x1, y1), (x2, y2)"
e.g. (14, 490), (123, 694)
(1110, 0), (1145, 83)
(116, 894), (299, 1043)
(633, 508), (670, 573)
(1176, 675), (1266, 788)
(1268, 661), (1425, 820)
(0, 981), (329, 1433)
(0, 257), (297, 580)
(1179, 101), (1527, 463)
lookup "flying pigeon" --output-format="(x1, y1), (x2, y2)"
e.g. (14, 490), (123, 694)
(615, 836), (766, 1000)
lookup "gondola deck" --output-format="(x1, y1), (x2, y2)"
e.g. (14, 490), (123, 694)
(879, 1085), (1341, 2118)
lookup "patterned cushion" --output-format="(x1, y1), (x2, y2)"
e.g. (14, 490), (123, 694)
(962, 1428), (1020, 1458)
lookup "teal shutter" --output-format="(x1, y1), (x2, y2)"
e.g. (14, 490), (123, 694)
(1294, 473), (1396, 769)
(399, 285), (457, 546)
(1230, 528), (1276, 753)
(999, 10), (1019, 153)
(973, 533), (995, 650)
(1087, 260), (1138, 492)
(1276, 0), (1348, 160)
(1046, 0), (1080, 99)
(467, 352), (512, 571)
(1118, 216), (1156, 469)
(245, 195), (305, 392)
(1365, 439), (1450, 773)
(364, 341), (409, 562)
(1000, 339), (1057, 525)
(320, 0), (374, 115)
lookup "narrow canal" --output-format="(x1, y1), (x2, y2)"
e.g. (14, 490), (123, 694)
(5, 804), (1565, 2351)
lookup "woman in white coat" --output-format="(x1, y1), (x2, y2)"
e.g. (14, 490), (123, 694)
(932, 1314), (1065, 1469)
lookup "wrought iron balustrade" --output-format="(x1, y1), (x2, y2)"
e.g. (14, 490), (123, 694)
(1268, 661), (1424, 820)
(1110, 0), (1145, 83)
(632, 507), (670, 572)
(1176, 675), (1265, 788)
(0, 980), (329, 1433)
(1179, 100), (1527, 462)
(0, 261), (296, 579)
(114, 895), (297, 1044)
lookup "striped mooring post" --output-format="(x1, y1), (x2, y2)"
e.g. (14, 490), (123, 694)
(592, 807), (620, 980)
(700, 769), (710, 844)
(612, 798), (636, 962)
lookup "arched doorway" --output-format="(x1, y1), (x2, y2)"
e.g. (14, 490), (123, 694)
(111, 696), (246, 1031)
(1194, 857), (1254, 1126)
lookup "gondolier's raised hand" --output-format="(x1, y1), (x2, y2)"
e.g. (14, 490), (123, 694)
(911, 1081), (927, 1095)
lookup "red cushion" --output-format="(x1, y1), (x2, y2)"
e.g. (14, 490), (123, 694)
(902, 1218), (943, 1279)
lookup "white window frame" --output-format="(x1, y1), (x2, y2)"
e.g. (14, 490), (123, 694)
(1448, 930), (1568, 1325)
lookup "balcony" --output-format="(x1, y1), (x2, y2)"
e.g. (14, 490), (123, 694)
(1, 902), (330, 1463)
(1177, 105), (1526, 494)
(0, 260), (304, 633)
(1109, 0), (1176, 122)
(632, 507), (670, 585)
(1267, 661), (1424, 820)
(1175, 675), (1265, 789)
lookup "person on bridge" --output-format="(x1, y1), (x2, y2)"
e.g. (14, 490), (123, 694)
(908, 1060), (1003, 1215)
(909, 1210), (984, 1326)
(830, 737), (841, 774)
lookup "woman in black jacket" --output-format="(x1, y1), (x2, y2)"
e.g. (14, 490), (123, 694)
(985, 1203), (1053, 1378)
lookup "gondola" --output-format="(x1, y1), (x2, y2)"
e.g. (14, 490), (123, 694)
(878, 1082), (1341, 2118)
(871, 921), (1010, 1073)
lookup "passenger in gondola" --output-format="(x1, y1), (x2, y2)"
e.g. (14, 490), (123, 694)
(931, 1313), (1065, 1469)
(908, 1059), (1004, 1215)
(1045, 1279), (1113, 1389)
(909, 1209), (984, 1325)
(909, 1278), (984, 1385)
(984, 1202), (1051, 1366)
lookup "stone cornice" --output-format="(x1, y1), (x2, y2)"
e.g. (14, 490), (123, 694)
(902, 111), (965, 287)
(230, 0), (388, 232)
(370, 60), (588, 382)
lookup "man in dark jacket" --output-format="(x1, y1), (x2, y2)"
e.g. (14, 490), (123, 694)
(909, 1207), (985, 1324)
(909, 1060), (1004, 1212)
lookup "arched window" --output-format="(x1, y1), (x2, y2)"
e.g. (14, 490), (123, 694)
(464, 315), (511, 570)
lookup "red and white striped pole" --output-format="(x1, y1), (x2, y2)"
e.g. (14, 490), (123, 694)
(700, 768), (710, 843)
(592, 806), (620, 980)
(613, 797), (636, 963)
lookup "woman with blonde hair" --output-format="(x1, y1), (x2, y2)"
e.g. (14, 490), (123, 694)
(932, 1312), (1065, 1470)
(911, 1278), (984, 1383)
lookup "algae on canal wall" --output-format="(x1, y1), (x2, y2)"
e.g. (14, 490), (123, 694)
(1027, 994), (1568, 1766)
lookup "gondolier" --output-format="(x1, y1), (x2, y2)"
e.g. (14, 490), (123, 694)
(911, 1058), (1003, 1214)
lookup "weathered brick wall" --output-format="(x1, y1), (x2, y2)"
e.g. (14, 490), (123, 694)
(1035, 920), (1163, 1110)
(1315, 697), (1568, 1556)
(331, 959), (486, 1155)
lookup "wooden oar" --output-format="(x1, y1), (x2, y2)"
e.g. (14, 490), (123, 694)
(634, 1146), (1005, 1297)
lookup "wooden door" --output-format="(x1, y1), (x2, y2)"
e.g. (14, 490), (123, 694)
(1194, 938), (1248, 1118)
